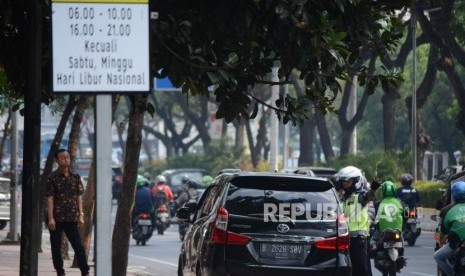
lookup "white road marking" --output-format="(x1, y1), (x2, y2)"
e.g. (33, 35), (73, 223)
(410, 272), (434, 276)
(129, 253), (178, 267)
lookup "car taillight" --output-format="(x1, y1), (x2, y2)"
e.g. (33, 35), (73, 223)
(314, 214), (349, 251)
(211, 207), (251, 245)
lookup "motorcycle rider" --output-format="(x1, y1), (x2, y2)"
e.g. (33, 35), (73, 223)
(181, 175), (200, 201)
(396, 173), (420, 213)
(176, 177), (196, 208)
(132, 175), (155, 227)
(336, 166), (381, 276)
(151, 175), (174, 207)
(202, 175), (213, 186)
(370, 181), (404, 250)
(396, 173), (421, 242)
(434, 181), (465, 276)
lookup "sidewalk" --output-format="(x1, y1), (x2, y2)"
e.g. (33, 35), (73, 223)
(0, 232), (138, 276)
(0, 241), (93, 276)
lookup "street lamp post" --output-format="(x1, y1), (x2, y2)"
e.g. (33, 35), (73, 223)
(411, 10), (417, 181)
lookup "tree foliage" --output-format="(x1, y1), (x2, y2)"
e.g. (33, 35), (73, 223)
(153, 0), (409, 125)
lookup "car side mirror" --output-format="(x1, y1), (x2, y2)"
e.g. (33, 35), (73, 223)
(431, 214), (438, 221)
(183, 201), (197, 210)
(176, 207), (193, 221)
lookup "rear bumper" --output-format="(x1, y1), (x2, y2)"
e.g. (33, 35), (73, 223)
(223, 264), (351, 276)
(223, 255), (351, 276)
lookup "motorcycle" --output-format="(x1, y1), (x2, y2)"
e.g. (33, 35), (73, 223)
(374, 229), (407, 276)
(132, 212), (154, 246)
(433, 214), (465, 276)
(155, 204), (171, 235)
(453, 241), (465, 276)
(403, 207), (421, 246)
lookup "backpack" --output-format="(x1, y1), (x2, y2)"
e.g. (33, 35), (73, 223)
(154, 186), (168, 208)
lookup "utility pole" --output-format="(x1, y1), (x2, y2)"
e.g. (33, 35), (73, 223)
(411, 10), (418, 182)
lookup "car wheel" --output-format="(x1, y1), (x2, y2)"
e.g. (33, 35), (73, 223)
(0, 221), (7, 230)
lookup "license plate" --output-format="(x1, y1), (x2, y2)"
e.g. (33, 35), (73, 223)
(260, 243), (303, 260)
(383, 241), (402, 248)
(138, 219), (152, 226)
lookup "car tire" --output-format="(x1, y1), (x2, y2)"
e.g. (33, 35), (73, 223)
(0, 221), (7, 230)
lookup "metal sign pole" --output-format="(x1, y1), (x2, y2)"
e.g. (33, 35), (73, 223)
(95, 95), (112, 275)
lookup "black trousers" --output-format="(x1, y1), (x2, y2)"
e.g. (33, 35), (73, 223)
(49, 221), (89, 275)
(349, 236), (372, 276)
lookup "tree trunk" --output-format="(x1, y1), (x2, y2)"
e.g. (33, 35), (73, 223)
(71, 157), (95, 267)
(234, 120), (245, 149)
(64, 95), (87, 260)
(255, 109), (269, 167)
(381, 91), (398, 152)
(315, 108), (335, 161)
(175, 94), (211, 150)
(38, 97), (76, 252)
(245, 121), (257, 167)
(142, 131), (152, 163)
(68, 96), (88, 170)
(299, 121), (314, 166)
(338, 58), (373, 157)
(20, 0), (42, 271)
(112, 94), (147, 276)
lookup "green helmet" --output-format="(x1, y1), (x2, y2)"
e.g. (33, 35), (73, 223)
(136, 175), (148, 187)
(381, 181), (397, 198)
(203, 175), (213, 186)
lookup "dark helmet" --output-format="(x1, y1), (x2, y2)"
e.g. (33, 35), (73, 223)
(452, 181), (465, 202)
(182, 175), (189, 184)
(381, 181), (397, 198)
(401, 173), (413, 186)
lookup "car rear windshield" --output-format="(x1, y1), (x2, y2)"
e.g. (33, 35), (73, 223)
(225, 177), (339, 221)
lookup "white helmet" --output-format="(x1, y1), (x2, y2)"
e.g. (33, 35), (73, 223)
(156, 175), (166, 183)
(337, 166), (365, 190)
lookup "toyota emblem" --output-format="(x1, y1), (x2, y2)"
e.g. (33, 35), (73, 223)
(276, 223), (290, 234)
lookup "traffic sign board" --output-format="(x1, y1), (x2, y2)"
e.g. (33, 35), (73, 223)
(51, 0), (150, 93)
(153, 76), (182, 91)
